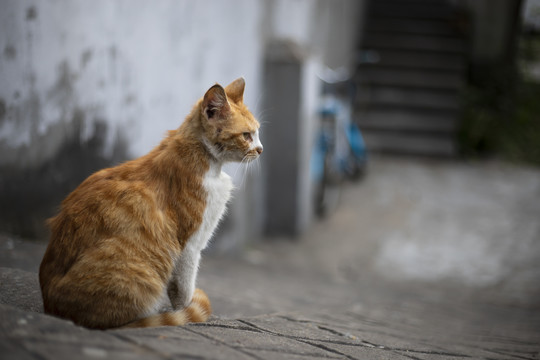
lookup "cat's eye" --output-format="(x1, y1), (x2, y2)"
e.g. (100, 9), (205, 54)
(243, 132), (253, 142)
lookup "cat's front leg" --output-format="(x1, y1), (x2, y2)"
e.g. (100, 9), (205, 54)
(167, 245), (201, 309)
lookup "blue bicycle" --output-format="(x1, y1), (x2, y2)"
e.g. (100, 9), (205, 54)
(311, 68), (367, 217)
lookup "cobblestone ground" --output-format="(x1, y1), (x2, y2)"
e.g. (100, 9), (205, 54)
(1, 157), (540, 359)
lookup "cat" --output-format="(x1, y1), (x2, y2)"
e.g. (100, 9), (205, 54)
(39, 78), (262, 329)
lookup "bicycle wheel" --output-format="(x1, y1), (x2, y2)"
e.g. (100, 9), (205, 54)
(315, 148), (342, 218)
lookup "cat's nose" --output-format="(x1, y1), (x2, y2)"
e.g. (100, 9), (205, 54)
(256, 146), (263, 155)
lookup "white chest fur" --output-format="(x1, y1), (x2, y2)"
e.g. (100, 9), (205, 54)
(187, 162), (233, 252)
(167, 163), (233, 309)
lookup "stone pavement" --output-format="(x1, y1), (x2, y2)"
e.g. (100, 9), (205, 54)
(1, 156), (540, 359)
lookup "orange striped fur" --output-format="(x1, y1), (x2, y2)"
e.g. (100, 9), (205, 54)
(121, 289), (212, 328)
(39, 78), (262, 329)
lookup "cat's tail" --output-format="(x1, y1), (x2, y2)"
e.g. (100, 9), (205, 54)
(121, 288), (212, 328)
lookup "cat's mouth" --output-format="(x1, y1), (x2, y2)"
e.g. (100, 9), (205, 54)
(243, 154), (259, 162)
(242, 145), (263, 162)
(243, 150), (261, 162)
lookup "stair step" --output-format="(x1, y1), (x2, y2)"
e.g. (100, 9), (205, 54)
(371, 1), (456, 20)
(363, 33), (465, 53)
(358, 49), (465, 71)
(356, 67), (463, 90)
(354, 0), (463, 157)
(366, 18), (459, 36)
(357, 109), (458, 133)
(356, 86), (459, 111)
(362, 130), (457, 156)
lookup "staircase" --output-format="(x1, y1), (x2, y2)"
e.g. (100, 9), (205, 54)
(355, 0), (467, 156)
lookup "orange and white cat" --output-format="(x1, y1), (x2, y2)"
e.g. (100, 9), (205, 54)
(39, 78), (262, 329)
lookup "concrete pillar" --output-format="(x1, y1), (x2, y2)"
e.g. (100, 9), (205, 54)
(262, 40), (309, 237)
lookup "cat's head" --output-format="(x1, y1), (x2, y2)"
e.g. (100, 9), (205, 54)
(200, 78), (262, 163)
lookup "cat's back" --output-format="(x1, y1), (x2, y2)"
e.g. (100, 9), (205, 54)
(42, 160), (173, 273)
(51, 163), (151, 233)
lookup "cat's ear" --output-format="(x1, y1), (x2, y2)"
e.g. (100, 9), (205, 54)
(225, 77), (245, 103)
(202, 84), (230, 120)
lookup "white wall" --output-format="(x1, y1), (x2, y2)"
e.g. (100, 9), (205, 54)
(0, 0), (264, 166)
(0, 0), (365, 244)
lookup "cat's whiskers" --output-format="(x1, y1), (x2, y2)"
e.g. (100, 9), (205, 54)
(239, 158), (249, 190)
(234, 153), (263, 190)
(231, 157), (246, 181)
(232, 154), (249, 189)
(254, 157), (261, 177)
(255, 110), (270, 127)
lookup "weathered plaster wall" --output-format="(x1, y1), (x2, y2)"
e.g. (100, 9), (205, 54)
(0, 0), (266, 238)
(0, 1), (264, 166)
(0, 0), (364, 244)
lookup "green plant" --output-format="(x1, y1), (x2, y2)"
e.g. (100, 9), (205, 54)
(459, 34), (540, 166)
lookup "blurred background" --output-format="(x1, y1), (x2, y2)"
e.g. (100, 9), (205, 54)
(1, 0), (539, 302)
